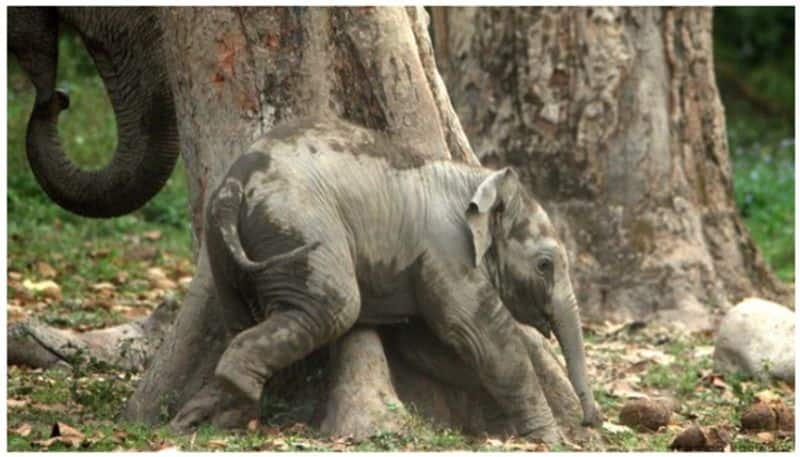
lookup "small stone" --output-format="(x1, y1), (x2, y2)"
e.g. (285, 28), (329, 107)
(714, 298), (794, 382)
(618, 398), (671, 431)
(741, 403), (777, 431)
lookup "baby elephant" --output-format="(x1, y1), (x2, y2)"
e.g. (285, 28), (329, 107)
(205, 117), (601, 442)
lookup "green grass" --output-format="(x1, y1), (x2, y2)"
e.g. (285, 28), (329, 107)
(714, 6), (794, 282)
(728, 115), (795, 281)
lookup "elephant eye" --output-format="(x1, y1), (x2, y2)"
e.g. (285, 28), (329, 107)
(535, 257), (552, 275)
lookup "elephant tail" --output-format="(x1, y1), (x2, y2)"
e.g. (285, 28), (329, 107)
(209, 177), (319, 273)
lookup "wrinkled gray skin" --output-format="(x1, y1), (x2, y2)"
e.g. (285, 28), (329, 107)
(8, 7), (179, 218)
(206, 117), (601, 443)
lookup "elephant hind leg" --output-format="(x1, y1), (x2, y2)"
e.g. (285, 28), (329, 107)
(215, 294), (360, 404)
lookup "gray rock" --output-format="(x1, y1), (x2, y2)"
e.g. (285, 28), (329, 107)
(713, 298), (795, 382)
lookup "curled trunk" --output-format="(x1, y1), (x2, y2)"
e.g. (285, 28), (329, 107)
(11, 7), (180, 218)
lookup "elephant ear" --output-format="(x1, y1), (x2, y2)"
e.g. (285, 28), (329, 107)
(465, 167), (517, 267)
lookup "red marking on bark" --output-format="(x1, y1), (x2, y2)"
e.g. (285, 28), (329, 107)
(236, 93), (258, 113)
(265, 33), (279, 49)
(216, 34), (245, 80)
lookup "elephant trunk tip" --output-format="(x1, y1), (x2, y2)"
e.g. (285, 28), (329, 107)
(36, 89), (70, 119)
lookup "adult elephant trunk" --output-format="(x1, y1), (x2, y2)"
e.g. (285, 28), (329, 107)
(551, 283), (602, 427)
(12, 7), (179, 218)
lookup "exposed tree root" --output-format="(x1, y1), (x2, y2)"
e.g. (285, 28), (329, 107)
(8, 297), (178, 372)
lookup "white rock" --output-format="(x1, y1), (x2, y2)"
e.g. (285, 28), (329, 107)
(713, 297), (795, 382)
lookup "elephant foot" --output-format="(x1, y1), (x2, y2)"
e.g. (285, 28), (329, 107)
(171, 381), (259, 432)
(517, 413), (561, 445)
(215, 351), (266, 404)
(580, 403), (603, 427)
(522, 423), (561, 445)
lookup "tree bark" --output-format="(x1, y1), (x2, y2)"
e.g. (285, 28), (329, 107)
(432, 6), (791, 330)
(117, 6), (583, 440)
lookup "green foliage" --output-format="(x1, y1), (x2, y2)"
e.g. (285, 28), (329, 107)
(714, 6), (794, 282)
(728, 116), (794, 281)
(714, 7), (794, 118)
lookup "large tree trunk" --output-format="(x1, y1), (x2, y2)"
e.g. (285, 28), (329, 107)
(118, 6), (584, 440)
(431, 6), (791, 329)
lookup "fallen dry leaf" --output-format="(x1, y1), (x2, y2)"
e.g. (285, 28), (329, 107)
(12, 423), (32, 437)
(328, 436), (354, 451)
(46, 422), (85, 448)
(147, 267), (167, 280)
(602, 421), (633, 434)
(144, 230), (162, 241)
(9, 271), (23, 281)
(112, 430), (128, 444)
(756, 431), (776, 444)
(89, 248), (110, 259)
(8, 398), (29, 408)
(33, 437), (60, 449)
(115, 270), (129, 284)
(755, 389), (782, 405)
(37, 261), (57, 278)
(153, 278), (178, 290)
(700, 373), (730, 391)
(91, 282), (117, 299)
(692, 345), (714, 359)
(263, 438), (290, 451)
(207, 439), (228, 449)
(149, 439), (179, 451)
(22, 279), (62, 300)
(485, 438), (504, 447)
(91, 281), (116, 291)
(8, 304), (27, 322)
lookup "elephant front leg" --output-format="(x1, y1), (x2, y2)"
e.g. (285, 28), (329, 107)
(427, 302), (560, 443)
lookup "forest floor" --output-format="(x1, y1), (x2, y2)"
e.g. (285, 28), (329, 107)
(6, 227), (796, 452)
